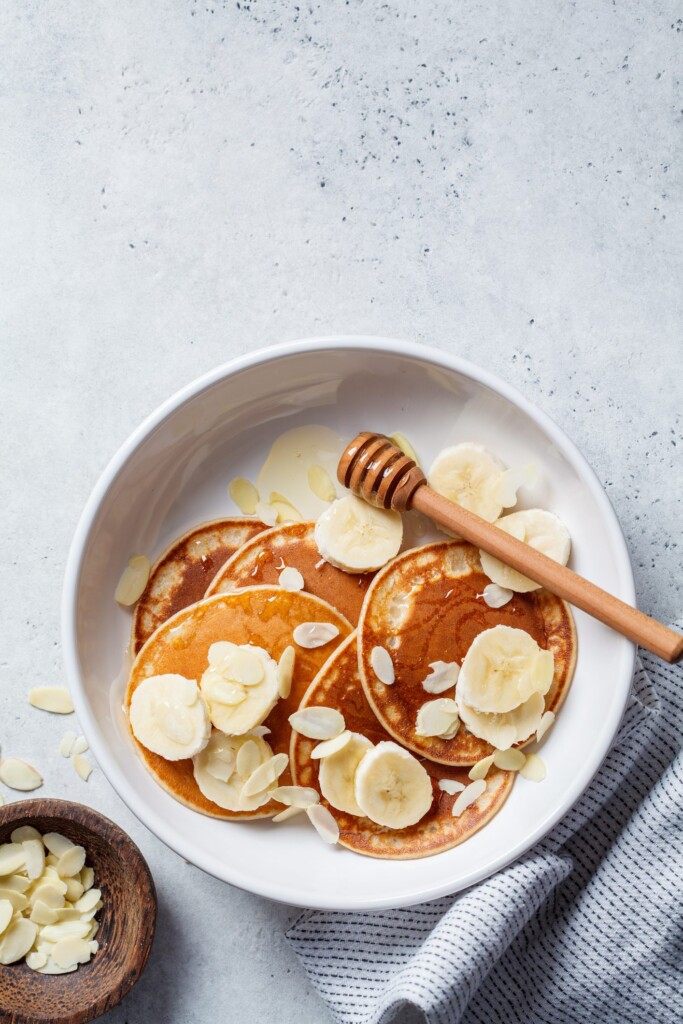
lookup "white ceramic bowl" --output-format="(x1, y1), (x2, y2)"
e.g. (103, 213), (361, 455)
(62, 337), (636, 910)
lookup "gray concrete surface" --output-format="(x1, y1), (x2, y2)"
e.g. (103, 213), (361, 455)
(1, 1), (680, 1021)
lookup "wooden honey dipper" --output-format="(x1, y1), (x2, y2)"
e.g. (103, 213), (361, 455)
(338, 432), (683, 663)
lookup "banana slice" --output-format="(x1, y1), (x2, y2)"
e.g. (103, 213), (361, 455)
(354, 741), (433, 829)
(318, 732), (374, 816)
(479, 509), (571, 592)
(314, 495), (402, 574)
(199, 642), (280, 736)
(193, 732), (275, 812)
(129, 674), (211, 760)
(458, 691), (545, 750)
(428, 444), (508, 523)
(457, 625), (554, 714)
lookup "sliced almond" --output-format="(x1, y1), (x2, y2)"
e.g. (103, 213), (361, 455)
(27, 882), (65, 909)
(0, 844), (26, 876)
(535, 710), (555, 743)
(0, 899), (13, 936)
(307, 465), (337, 503)
(29, 900), (59, 926)
(241, 753), (289, 799)
(270, 785), (319, 808)
(388, 432), (420, 465)
(235, 740), (261, 780)
(36, 957), (78, 975)
(310, 731), (352, 759)
(292, 622), (340, 649)
(520, 753), (546, 782)
(39, 920), (90, 943)
(415, 699), (459, 739)
(10, 827), (41, 846)
(42, 833), (74, 857)
(72, 736), (89, 756)
(52, 935), (93, 969)
(0, 918), (37, 964)
(422, 660), (459, 694)
(229, 477), (260, 515)
(80, 866), (95, 892)
(56, 846), (86, 878)
(255, 500), (278, 526)
(306, 804), (339, 845)
(370, 645), (395, 685)
(73, 755), (93, 781)
(59, 732), (77, 758)
(468, 754), (495, 781)
(73, 888), (101, 914)
(277, 646), (295, 699)
(288, 706), (345, 740)
(493, 748), (526, 771)
(452, 779), (487, 817)
(114, 554), (150, 606)
(269, 492), (303, 524)
(272, 805), (305, 823)
(2, 875), (30, 893)
(278, 567), (305, 592)
(64, 878), (84, 903)
(26, 950), (48, 970)
(0, 889), (28, 912)
(28, 687), (74, 715)
(0, 759), (43, 792)
(22, 839), (45, 880)
(54, 907), (82, 922)
(438, 779), (466, 796)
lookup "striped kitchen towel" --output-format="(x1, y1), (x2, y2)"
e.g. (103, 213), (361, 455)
(287, 630), (683, 1024)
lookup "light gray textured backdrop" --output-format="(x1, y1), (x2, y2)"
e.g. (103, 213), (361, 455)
(1, 1), (680, 1022)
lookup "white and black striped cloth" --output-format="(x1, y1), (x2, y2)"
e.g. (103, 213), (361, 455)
(287, 629), (683, 1024)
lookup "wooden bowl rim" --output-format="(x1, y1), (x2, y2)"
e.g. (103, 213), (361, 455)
(0, 798), (157, 1024)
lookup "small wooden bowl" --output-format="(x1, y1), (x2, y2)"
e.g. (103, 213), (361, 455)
(0, 799), (157, 1024)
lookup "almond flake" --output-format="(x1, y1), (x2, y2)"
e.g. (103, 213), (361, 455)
(272, 805), (305, 823)
(269, 492), (302, 524)
(0, 899), (13, 935)
(235, 740), (261, 780)
(310, 731), (352, 759)
(306, 804), (339, 845)
(57, 846), (86, 878)
(292, 622), (340, 649)
(0, 918), (37, 964)
(493, 748), (526, 771)
(59, 732), (77, 758)
(277, 646), (295, 699)
(520, 753), (546, 782)
(29, 900), (58, 926)
(279, 566), (305, 592)
(73, 888), (101, 914)
(73, 755), (93, 781)
(40, 920), (90, 943)
(270, 786), (319, 809)
(241, 753), (289, 798)
(452, 779), (487, 817)
(26, 950), (47, 971)
(0, 759), (42, 792)
(52, 936), (93, 969)
(288, 706), (345, 740)
(0, 844), (26, 875)
(468, 754), (495, 781)
(255, 501), (278, 526)
(114, 555), (150, 606)
(0, 889), (28, 912)
(370, 646), (395, 685)
(42, 833), (74, 857)
(229, 477), (260, 515)
(71, 736), (89, 756)
(389, 432), (420, 466)
(250, 725), (271, 738)
(80, 867), (94, 892)
(438, 779), (466, 796)
(28, 687), (74, 715)
(415, 699), (459, 739)
(307, 465), (337, 503)
(422, 660), (459, 694)
(480, 584), (514, 609)
(535, 711), (555, 743)
(22, 840), (45, 880)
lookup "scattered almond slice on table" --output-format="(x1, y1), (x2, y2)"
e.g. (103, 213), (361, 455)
(28, 688), (74, 715)
(0, 759), (43, 792)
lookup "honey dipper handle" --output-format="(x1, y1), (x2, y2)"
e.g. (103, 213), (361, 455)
(412, 485), (683, 664)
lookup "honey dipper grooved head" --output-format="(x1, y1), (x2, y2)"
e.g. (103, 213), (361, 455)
(337, 432), (427, 511)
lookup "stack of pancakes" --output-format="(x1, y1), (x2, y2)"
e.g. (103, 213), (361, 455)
(125, 517), (576, 858)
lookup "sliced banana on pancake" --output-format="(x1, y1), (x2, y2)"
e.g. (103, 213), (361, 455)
(129, 674), (211, 760)
(315, 495), (402, 573)
(318, 732), (374, 816)
(479, 509), (571, 593)
(458, 691), (546, 750)
(193, 732), (278, 812)
(428, 444), (509, 522)
(457, 624), (554, 714)
(354, 741), (433, 829)
(199, 642), (280, 735)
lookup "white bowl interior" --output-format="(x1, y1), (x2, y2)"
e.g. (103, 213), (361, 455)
(65, 340), (635, 909)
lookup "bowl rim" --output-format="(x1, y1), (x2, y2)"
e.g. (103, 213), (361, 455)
(0, 797), (156, 1024)
(61, 335), (636, 909)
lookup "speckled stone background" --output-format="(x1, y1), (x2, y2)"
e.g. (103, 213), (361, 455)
(1, 1), (680, 1021)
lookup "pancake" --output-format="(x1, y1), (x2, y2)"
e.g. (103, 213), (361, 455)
(358, 541), (577, 766)
(126, 587), (352, 819)
(291, 634), (515, 859)
(204, 521), (374, 625)
(132, 517), (267, 654)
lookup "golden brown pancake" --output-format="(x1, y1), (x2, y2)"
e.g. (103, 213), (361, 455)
(291, 633), (514, 859)
(205, 521), (374, 625)
(358, 541), (577, 766)
(132, 518), (267, 654)
(126, 587), (352, 819)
